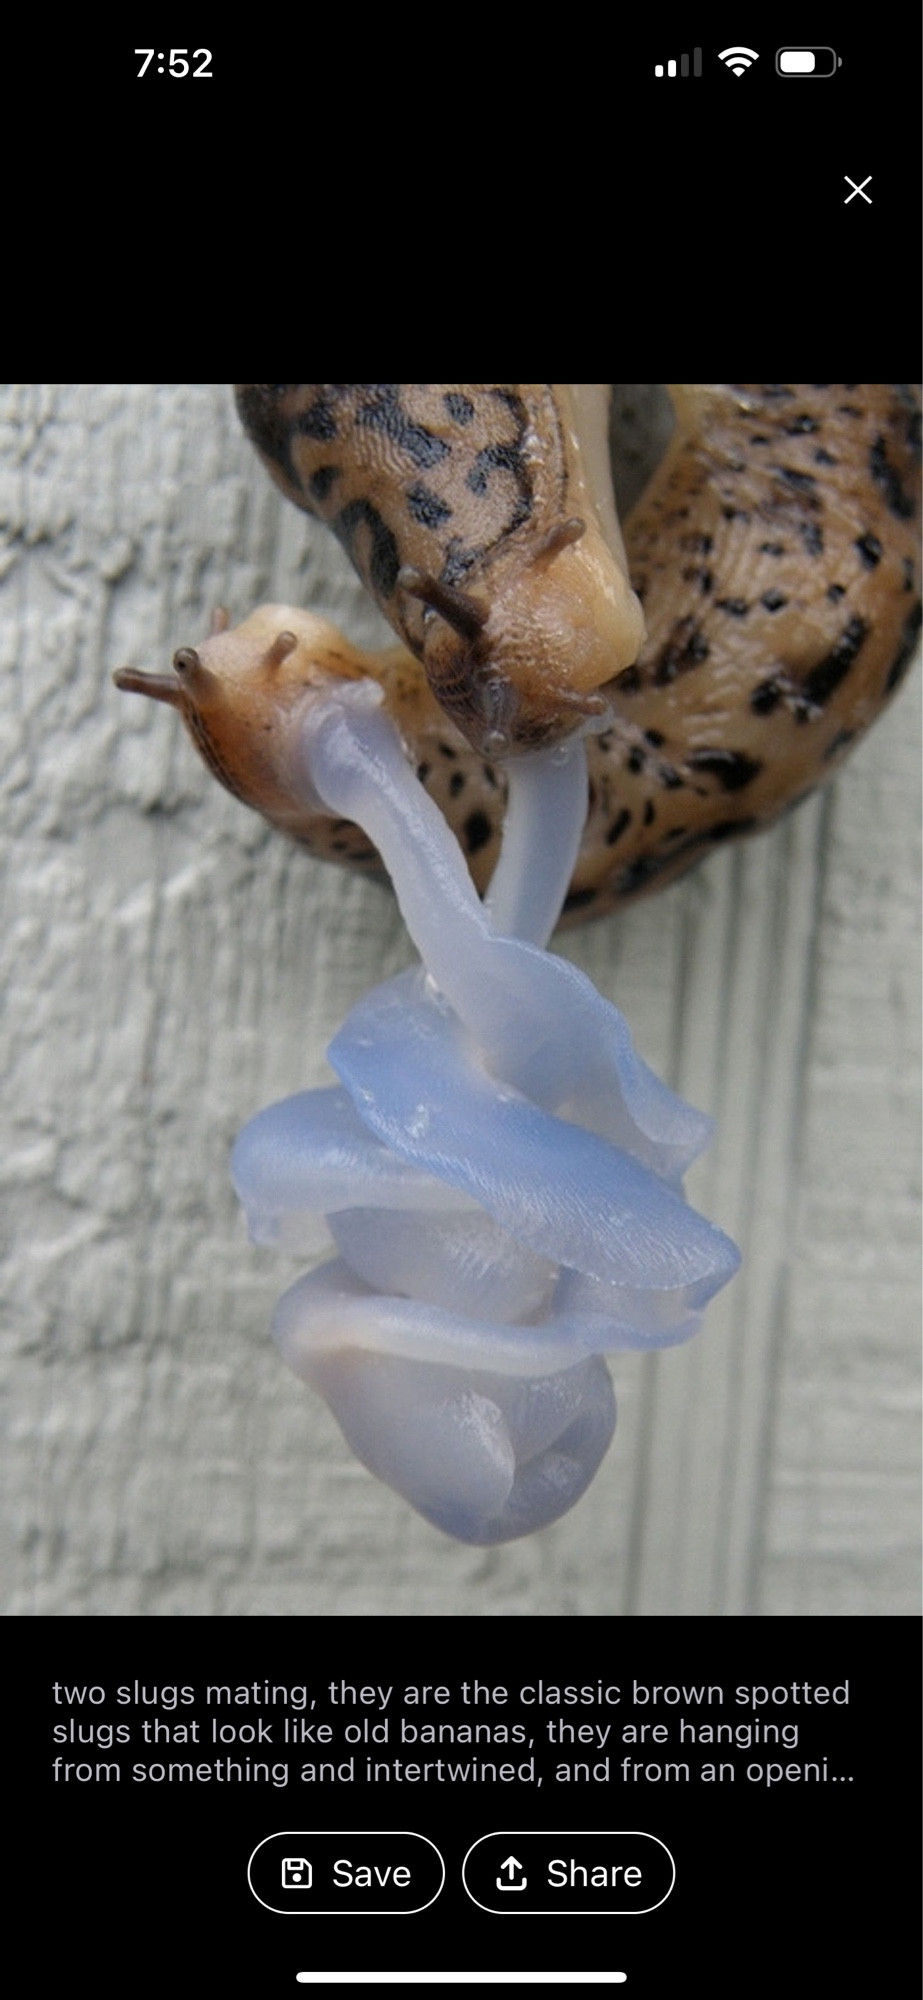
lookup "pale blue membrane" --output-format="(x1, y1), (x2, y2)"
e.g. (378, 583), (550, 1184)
(296, 689), (712, 1179)
(231, 683), (741, 1543)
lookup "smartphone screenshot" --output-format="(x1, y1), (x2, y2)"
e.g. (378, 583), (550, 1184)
(6, 20), (922, 1996)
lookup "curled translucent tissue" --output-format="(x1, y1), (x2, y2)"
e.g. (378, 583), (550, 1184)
(231, 683), (739, 1543)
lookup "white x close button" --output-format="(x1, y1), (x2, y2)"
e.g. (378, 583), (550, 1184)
(844, 174), (872, 204)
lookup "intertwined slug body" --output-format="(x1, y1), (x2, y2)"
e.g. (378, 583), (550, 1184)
(117, 384), (921, 920)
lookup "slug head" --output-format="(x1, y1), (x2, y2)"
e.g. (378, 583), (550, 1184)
(400, 514), (646, 757)
(114, 606), (375, 838)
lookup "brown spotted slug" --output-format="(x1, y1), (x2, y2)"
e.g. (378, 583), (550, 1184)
(115, 384), (921, 923)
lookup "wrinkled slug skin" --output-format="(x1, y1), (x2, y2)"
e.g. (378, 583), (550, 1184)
(234, 384), (646, 754)
(573, 384), (921, 914)
(120, 386), (921, 921)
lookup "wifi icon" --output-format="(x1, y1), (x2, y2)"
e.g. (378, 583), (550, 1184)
(719, 45), (760, 74)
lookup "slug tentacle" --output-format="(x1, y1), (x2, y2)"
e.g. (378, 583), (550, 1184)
(397, 565), (490, 640)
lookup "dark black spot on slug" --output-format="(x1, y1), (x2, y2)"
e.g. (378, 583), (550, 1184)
(653, 617), (710, 684)
(464, 810), (492, 854)
(452, 390), (535, 537)
(416, 762), (431, 783)
(613, 665), (642, 694)
(295, 395), (339, 444)
(814, 448), (837, 466)
(716, 598), (749, 618)
(309, 465), (339, 503)
(627, 748), (644, 774)
(335, 498), (401, 601)
(750, 678), (782, 715)
(800, 520), (824, 557)
(687, 749), (764, 792)
(801, 615), (869, 708)
(761, 589), (788, 612)
(643, 800), (656, 826)
(827, 584), (846, 602)
(448, 770), (465, 797)
(440, 536), (479, 587)
(444, 393), (475, 425)
(708, 817), (758, 841)
(884, 602), (923, 692)
(784, 414), (819, 434)
(356, 387), (450, 471)
(759, 542), (787, 557)
(907, 402), (922, 452)
(563, 886), (599, 914)
(870, 433), (915, 519)
(466, 440), (530, 522)
(605, 809), (632, 846)
(407, 482), (453, 530)
(614, 852), (677, 896)
(774, 465), (819, 494)
(854, 531), (883, 569)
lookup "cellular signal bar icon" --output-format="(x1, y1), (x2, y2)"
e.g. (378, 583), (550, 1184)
(654, 49), (702, 76)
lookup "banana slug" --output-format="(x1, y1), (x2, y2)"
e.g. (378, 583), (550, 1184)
(116, 384), (921, 923)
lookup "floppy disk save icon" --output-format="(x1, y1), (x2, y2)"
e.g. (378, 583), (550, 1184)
(282, 1857), (312, 1889)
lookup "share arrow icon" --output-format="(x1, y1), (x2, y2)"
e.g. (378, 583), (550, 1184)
(496, 1856), (528, 1892)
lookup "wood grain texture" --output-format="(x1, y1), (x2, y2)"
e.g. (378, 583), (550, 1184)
(2, 384), (919, 1617)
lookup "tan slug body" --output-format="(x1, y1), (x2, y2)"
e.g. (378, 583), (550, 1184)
(116, 384), (921, 921)
(233, 384), (645, 755)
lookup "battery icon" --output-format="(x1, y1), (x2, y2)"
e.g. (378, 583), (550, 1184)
(776, 47), (840, 76)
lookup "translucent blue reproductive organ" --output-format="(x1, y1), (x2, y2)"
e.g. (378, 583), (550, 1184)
(231, 682), (740, 1543)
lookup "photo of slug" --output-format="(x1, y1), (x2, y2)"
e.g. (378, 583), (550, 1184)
(3, 386), (920, 1610)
